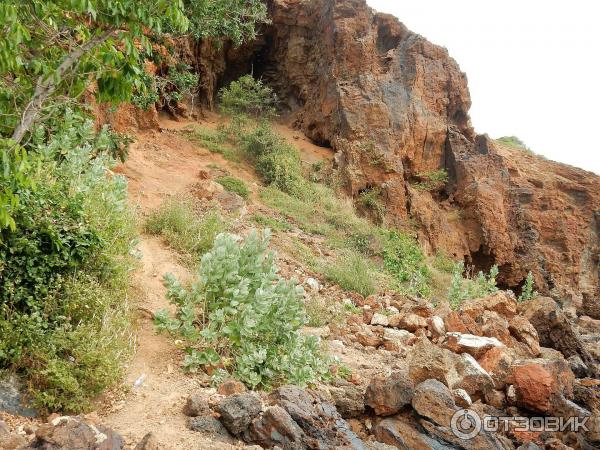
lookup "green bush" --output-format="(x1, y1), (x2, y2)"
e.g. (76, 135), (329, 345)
(155, 229), (330, 389)
(145, 197), (226, 265)
(217, 176), (249, 199)
(357, 187), (386, 223)
(383, 231), (431, 297)
(497, 136), (530, 151)
(433, 251), (459, 274)
(241, 122), (308, 196)
(219, 75), (277, 118)
(325, 251), (376, 297)
(0, 139), (137, 412)
(132, 64), (198, 112)
(447, 263), (499, 310)
(518, 271), (537, 302)
(413, 169), (449, 191)
(251, 213), (292, 231)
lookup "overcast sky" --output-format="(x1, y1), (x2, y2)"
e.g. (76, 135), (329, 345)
(367, 0), (600, 175)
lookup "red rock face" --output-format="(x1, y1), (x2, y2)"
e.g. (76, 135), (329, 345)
(200, 0), (600, 309)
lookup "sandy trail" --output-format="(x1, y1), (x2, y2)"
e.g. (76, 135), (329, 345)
(100, 115), (334, 448)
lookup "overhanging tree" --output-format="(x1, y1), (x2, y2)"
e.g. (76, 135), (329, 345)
(0, 0), (269, 230)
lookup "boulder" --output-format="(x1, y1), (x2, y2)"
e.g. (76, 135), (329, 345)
(32, 416), (124, 450)
(444, 333), (504, 358)
(217, 379), (247, 396)
(508, 315), (541, 357)
(0, 420), (27, 450)
(374, 415), (455, 450)
(133, 433), (160, 450)
(269, 385), (366, 449)
(477, 346), (515, 390)
(371, 313), (390, 327)
(389, 313), (427, 332)
(188, 416), (234, 443)
(216, 392), (262, 435)
(506, 359), (575, 414)
(244, 406), (304, 449)
(453, 353), (495, 399)
(444, 311), (482, 335)
(408, 338), (460, 388)
(329, 383), (366, 419)
(521, 297), (599, 377)
(364, 372), (415, 416)
(461, 292), (519, 320)
(411, 379), (458, 427)
(183, 393), (211, 417)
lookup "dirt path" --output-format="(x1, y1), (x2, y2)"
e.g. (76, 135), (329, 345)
(101, 119), (242, 449)
(99, 115), (336, 448)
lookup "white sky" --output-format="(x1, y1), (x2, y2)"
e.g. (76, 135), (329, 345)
(367, 0), (600, 175)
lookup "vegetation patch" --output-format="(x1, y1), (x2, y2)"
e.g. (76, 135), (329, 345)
(496, 136), (532, 153)
(0, 115), (137, 413)
(383, 231), (432, 297)
(145, 197), (226, 266)
(217, 176), (250, 199)
(447, 263), (499, 310)
(155, 229), (331, 389)
(325, 251), (377, 297)
(412, 169), (449, 191)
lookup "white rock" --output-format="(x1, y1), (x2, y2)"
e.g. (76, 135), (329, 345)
(453, 388), (472, 407)
(386, 306), (400, 314)
(328, 339), (346, 353)
(383, 328), (413, 344)
(371, 313), (390, 327)
(428, 316), (446, 336)
(305, 277), (320, 292)
(446, 332), (504, 358)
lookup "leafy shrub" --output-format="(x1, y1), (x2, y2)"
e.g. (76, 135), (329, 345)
(217, 176), (249, 199)
(132, 64), (198, 112)
(0, 142), (137, 412)
(383, 231), (431, 298)
(357, 187), (386, 223)
(433, 251), (459, 274)
(241, 122), (308, 196)
(413, 169), (449, 191)
(325, 251), (376, 297)
(448, 263), (499, 309)
(145, 197), (226, 265)
(518, 271), (537, 302)
(155, 229), (330, 389)
(219, 75), (277, 118)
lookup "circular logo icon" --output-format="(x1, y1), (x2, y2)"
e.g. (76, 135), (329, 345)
(451, 409), (482, 440)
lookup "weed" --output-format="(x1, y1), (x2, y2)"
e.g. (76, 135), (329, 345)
(251, 213), (292, 231)
(433, 251), (459, 274)
(383, 231), (431, 298)
(219, 75), (277, 118)
(357, 187), (386, 223)
(145, 197), (226, 265)
(413, 169), (449, 191)
(217, 176), (250, 199)
(325, 251), (377, 297)
(496, 136), (532, 153)
(448, 263), (499, 310)
(518, 271), (537, 302)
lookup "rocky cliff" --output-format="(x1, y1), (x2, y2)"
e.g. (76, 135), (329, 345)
(193, 0), (599, 312)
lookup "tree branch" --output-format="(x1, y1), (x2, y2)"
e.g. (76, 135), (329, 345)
(11, 28), (115, 145)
